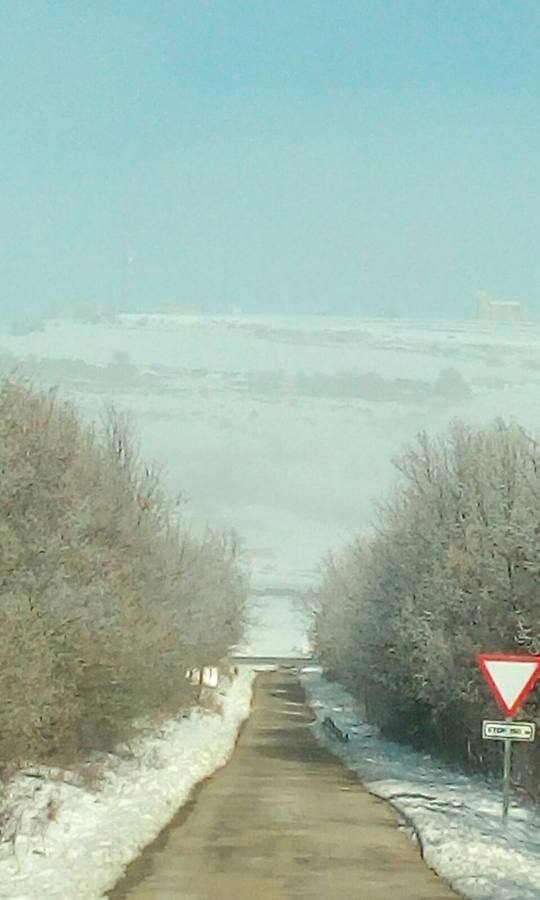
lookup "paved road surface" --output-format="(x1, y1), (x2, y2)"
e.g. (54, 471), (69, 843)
(108, 671), (459, 900)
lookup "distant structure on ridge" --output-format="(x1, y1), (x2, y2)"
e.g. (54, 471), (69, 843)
(475, 290), (524, 322)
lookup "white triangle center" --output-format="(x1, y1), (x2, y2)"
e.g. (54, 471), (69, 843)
(484, 660), (538, 709)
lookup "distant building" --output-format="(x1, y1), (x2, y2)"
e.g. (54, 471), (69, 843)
(475, 291), (524, 322)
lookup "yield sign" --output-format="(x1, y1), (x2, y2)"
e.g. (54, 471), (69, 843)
(477, 653), (540, 717)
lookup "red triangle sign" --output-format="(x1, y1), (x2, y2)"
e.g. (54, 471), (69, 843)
(477, 653), (540, 717)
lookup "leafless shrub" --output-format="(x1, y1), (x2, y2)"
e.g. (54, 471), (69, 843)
(0, 377), (247, 769)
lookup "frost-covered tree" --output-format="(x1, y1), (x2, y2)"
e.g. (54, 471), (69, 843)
(0, 379), (247, 765)
(311, 420), (540, 797)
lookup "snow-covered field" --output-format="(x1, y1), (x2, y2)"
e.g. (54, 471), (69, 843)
(302, 669), (540, 900)
(5, 312), (540, 652)
(0, 670), (254, 900)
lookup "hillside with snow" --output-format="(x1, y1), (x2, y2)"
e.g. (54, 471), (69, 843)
(3, 312), (540, 652)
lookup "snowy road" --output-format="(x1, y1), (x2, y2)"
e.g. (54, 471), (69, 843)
(108, 671), (458, 899)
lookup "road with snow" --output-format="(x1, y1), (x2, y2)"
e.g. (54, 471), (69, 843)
(108, 671), (458, 899)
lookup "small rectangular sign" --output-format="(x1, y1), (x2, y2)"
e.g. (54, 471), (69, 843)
(482, 720), (536, 742)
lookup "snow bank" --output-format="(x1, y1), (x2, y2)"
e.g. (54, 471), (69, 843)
(301, 669), (540, 900)
(0, 670), (255, 900)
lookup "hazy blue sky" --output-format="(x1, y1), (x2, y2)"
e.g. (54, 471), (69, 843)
(2, 1), (539, 320)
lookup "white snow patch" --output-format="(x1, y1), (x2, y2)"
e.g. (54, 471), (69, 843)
(0, 670), (255, 900)
(301, 669), (540, 900)
(6, 312), (540, 601)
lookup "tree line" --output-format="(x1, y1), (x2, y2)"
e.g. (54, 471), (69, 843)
(0, 379), (246, 767)
(309, 420), (540, 800)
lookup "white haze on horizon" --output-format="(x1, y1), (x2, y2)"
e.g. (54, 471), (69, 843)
(2, 311), (540, 654)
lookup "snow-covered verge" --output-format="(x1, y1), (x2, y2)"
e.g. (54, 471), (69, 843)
(301, 669), (540, 900)
(0, 669), (255, 900)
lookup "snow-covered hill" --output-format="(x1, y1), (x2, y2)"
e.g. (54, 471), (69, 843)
(4, 313), (540, 652)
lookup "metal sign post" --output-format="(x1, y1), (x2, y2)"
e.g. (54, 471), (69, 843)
(502, 724), (512, 824)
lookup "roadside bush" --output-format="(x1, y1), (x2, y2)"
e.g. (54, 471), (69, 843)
(0, 379), (247, 765)
(310, 420), (540, 799)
